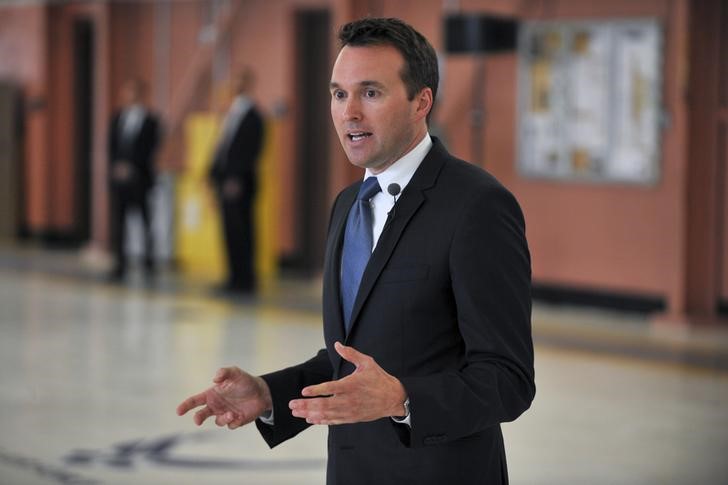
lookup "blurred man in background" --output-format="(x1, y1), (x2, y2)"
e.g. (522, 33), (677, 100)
(208, 67), (264, 296)
(107, 78), (161, 281)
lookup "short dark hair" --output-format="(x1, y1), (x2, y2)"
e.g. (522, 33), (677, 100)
(338, 17), (439, 109)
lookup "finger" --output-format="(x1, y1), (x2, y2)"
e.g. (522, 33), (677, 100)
(292, 405), (326, 422)
(290, 397), (324, 415)
(213, 367), (237, 384)
(301, 378), (349, 397)
(215, 411), (235, 427)
(334, 341), (371, 368)
(228, 419), (243, 430)
(290, 396), (348, 415)
(292, 402), (350, 424)
(177, 392), (207, 416)
(194, 406), (214, 426)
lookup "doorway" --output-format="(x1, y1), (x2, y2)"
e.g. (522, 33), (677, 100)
(291, 9), (331, 275)
(73, 18), (94, 244)
(687, 0), (728, 319)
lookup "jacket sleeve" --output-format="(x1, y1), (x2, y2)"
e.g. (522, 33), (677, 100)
(255, 348), (333, 448)
(398, 185), (535, 448)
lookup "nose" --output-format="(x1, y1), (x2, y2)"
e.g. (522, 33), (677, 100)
(342, 97), (362, 121)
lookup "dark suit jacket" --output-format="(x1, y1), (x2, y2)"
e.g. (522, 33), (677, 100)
(208, 104), (264, 195)
(257, 139), (535, 485)
(108, 109), (160, 191)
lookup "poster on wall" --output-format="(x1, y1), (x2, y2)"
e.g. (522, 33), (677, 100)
(517, 19), (662, 184)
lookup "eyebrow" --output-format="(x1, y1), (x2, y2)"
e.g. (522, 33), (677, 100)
(329, 80), (387, 90)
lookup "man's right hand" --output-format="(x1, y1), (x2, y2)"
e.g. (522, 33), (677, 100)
(176, 367), (273, 430)
(112, 161), (133, 182)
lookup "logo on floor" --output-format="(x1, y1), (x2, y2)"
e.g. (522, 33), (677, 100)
(64, 432), (325, 471)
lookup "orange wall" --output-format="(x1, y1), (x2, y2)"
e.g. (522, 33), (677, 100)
(109, 2), (158, 112)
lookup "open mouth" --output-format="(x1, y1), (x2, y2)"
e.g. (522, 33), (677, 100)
(347, 132), (372, 142)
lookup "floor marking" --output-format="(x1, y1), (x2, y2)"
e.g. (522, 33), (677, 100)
(0, 447), (100, 485)
(64, 432), (326, 471)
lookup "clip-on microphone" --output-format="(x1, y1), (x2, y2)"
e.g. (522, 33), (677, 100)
(383, 183), (401, 232)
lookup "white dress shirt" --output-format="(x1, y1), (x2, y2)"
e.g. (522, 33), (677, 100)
(219, 95), (252, 148)
(365, 133), (432, 251)
(121, 104), (146, 142)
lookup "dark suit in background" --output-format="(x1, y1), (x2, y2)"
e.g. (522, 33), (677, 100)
(208, 99), (264, 293)
(108, 107), (160, 278)
(256, 139), (535, 484)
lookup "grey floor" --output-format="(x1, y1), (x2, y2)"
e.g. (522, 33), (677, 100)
(1, 248), (727, 484)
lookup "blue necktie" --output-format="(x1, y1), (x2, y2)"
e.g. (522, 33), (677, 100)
(341, 177), (382, 332)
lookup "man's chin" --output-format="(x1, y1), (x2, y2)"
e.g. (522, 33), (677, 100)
(347, 161), (370, 171)
(343, 152), (373, 169)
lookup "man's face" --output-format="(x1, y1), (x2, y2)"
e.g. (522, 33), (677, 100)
(232, 71), (252, 96)
(121, 82), (141, 105)
(330, 45), (427, 174)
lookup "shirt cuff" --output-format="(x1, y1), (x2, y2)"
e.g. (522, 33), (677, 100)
(258, 409), (274, 425)
(390, 398), (411, 427)
(391, 413), (411, 427)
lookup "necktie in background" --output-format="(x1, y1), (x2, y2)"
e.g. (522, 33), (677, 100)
(341, 177), (381, 333)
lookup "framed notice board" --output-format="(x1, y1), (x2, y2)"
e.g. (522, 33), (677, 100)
(516, 19), (663, 185)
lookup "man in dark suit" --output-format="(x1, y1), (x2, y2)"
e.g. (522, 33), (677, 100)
(208, 67), (264, 295)
(178, 18), (534, 484)
(108, 79), (160, 280)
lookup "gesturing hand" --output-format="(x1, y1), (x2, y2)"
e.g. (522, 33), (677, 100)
(176, 367), (273, 430)
(289, 342), (407, 425)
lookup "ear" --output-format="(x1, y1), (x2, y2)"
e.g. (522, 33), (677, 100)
(413, 87), (433, 122)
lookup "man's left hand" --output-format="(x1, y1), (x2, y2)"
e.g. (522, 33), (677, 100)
(112, 161), (133, 182)
(289, 342), (407, 425)
(222, 179), (241, 199)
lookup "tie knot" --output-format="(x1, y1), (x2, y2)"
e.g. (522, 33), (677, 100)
(358, 177), (381, 201)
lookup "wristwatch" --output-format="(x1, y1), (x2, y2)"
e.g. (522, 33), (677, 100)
(392, 397), (411, 425)
(401, 397), (410, 418)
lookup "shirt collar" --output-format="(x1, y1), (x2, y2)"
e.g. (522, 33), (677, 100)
(232, 95), (252, 111)
(364, 133), (432, 194)
(125, 103), (145, 114)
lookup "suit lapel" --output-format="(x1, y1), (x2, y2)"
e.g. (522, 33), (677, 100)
(344, 139), (448, 342)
